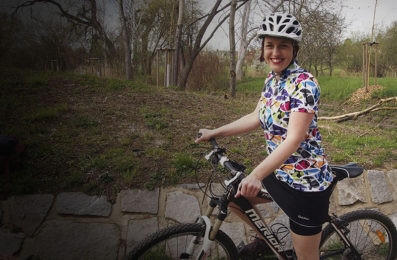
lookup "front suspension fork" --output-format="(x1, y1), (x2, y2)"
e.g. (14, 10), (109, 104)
(190, 198), (229, 259)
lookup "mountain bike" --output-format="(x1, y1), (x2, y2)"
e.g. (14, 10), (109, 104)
(127, 138), (397, 259)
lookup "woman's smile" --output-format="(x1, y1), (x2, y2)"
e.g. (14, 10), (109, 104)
(264, 36), (294, 73)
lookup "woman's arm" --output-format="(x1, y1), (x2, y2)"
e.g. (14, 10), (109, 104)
(235, 111), (314, 198)
(195, 100), (261, 143)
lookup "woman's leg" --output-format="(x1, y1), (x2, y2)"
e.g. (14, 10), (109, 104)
(290, 230), (321, 260)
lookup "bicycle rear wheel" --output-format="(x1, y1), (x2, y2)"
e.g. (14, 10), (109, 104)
(126, 223), (239, 260)
(320, 210), (397, 260)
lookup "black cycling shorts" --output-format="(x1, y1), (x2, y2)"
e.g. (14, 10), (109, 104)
(262, 173), (334, 236)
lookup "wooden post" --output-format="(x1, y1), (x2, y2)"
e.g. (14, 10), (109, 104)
(365, 43), (370, 92)
(362, 44), (365, 88)
(374, 43), (378, 86)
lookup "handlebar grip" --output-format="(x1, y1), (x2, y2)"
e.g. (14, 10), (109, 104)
(223, 160), (238, 175)
(209, 138), (219, 149)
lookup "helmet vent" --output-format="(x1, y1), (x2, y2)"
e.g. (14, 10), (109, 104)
(257, 13), (302, 42)
(286, 27), (295, 34)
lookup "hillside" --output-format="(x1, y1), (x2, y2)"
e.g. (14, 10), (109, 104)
(0, 70), (396, 201)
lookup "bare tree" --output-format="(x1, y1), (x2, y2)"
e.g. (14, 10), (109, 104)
(178, 0), (248, 90)
(118, 0), (133, 80)
(15, 0), (116, 56)
(229, 0), (237, 97)
(172, 0), (184, 86)
(236, 0), (251, 81)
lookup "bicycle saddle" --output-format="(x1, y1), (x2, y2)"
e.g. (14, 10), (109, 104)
(330, 163), (364, 180)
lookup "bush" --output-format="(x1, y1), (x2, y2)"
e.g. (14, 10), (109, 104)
(186, 52), (228, 91)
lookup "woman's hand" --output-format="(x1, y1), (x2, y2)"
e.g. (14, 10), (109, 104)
(195, 129), (216, 143)
(235, 173), (263, 198)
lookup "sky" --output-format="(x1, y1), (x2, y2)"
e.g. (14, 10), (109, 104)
(2, 0), (396, 50)
(207, 0), (397, 50)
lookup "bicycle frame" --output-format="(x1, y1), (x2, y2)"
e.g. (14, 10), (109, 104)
(190, 138), (364, 260)
(194, 178), (292, 260)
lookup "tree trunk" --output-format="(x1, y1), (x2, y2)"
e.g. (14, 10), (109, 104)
(177, 0), (248, 90)
(229, 0), (237, 98)
(118, 0), (133, 80)
(173, 0), (184, 86)
(236, 0), (251, 81)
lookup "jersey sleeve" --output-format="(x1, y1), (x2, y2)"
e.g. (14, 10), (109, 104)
(290, 73), (320, 114)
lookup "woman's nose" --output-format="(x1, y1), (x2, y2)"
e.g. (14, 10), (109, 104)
(272, 46), (281, 56)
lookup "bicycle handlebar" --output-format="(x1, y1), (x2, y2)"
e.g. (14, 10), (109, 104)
(203, 137), (272, 200)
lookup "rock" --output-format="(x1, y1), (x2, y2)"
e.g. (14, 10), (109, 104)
(257, 202), (280, 218)
(269, 214), (293, 251)
(386, 170), (397, 200)
(337, 177), (367, 205)
(165, 191), (200, 223)
(120, 189), (159, 214)
(5, 194), (54, 235)
(176, 183), (206, 190)
(126, 217), (158, 253)
(20, 220), (120, 260)
(56, 192), (112, 216)
(367, 170), (393, 204)
(0, 228), (25, 256)
(221, 221), (246, 245)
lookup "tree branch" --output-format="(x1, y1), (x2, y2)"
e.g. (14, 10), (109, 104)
(318, 97), (397, 122)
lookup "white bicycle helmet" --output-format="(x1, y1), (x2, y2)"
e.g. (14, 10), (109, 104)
(257, 13), (302, 42)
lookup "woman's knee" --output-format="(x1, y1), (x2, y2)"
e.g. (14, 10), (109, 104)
(291, 230), (321, 260)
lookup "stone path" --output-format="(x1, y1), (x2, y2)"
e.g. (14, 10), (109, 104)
(0, 169), (396, 259)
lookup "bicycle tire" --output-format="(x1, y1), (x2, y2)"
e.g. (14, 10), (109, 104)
(320, 209), (397, 260)
(126, 223), (239, 260)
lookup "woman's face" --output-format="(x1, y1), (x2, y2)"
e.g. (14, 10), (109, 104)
(263, 36), (294, 73)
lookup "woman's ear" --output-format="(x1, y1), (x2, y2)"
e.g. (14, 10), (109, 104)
(293, 43), (299, 60)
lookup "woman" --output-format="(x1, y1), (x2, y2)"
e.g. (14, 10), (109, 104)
(195, 13), (333, 260)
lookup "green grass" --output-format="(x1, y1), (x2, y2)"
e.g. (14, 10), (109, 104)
(372, 77), (397, 98)
(236, 75), (397, 103)
(320, 122), (397, 167)
(317, 76), (363, 102)
(1, 68), (395, 198)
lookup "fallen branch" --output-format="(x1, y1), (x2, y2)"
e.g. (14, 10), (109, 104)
(318, 97), (397, 122)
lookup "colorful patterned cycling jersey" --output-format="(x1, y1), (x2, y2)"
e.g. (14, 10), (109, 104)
(259, 62), (333, 192)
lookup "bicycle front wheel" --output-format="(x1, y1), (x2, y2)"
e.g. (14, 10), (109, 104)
(320, 210), (397, 259)
(126, 223), (239, 260)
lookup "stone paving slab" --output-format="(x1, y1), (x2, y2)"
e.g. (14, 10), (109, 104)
(3, 194), (54, 235)
(120, 188), (159, 214)
(221, 221), (246, 245)
(56, 192), (112, 216)
(337, 176), (367, 205)
(0, 170), (396, 259)
(367, 170), (393, 204)
(0, 228), (25, 256)
(126, 217), (158, 253)
(19, 220), (120, 260)
(165, 190), (200, 223)
(386, 170), (397, 200)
